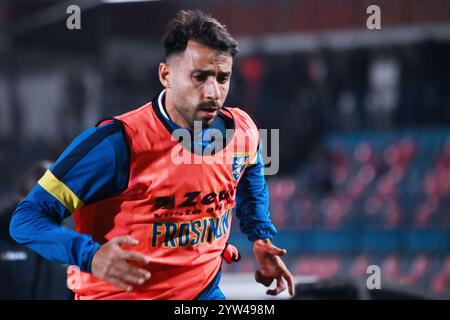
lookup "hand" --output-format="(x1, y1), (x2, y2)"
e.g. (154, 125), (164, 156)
(91, 235), (151, 291)
(253, 238), (295, 296)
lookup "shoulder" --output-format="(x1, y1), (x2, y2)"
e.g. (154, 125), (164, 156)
(114, 101), (162, 139)
(115, 102), (153, 124)
(51, 120), (127, 177)
(70, 120), (125, 153)
(223, 107), (260, 157)
(223, 107), (259, 130)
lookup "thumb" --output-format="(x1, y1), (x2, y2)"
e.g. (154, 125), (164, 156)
(113, 235), (139, 246)
(265, 243), (287, 257)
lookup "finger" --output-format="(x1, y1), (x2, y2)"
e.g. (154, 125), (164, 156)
(266, 277), (286, 296)
(265, 243), (287, 257)
(116, 261), (151, 281)
(255, 270), (274, 287)
(112, 235), (139, 246)
(121, 250), (151, 265)
(111, 265), (148, 286)
(283, 269), (295, 296)
(275, 259), (295, 296)
(107, 276), (133, 291)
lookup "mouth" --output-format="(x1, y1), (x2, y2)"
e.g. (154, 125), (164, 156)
(198, 106), (220, 119)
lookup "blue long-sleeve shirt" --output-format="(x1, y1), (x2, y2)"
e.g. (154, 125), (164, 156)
(10, 95), (277, 273)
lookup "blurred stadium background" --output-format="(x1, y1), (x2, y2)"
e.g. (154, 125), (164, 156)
(1, 0), (450, 299)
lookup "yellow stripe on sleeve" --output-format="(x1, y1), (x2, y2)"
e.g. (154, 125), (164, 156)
(38, 170), (84, 213)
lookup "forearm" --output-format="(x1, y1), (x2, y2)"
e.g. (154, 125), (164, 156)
(236, 142), (278, 241)
(239, 216), (277, 242)
(9, 121), (129, 273)
(10, 200), (100, 272)
(236, 174), (277, 241)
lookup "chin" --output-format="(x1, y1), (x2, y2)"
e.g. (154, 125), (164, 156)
(201, 119), (213, 128)
(192, 118), (215, 129)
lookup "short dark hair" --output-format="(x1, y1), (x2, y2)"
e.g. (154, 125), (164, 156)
(162, 10), (238, 60)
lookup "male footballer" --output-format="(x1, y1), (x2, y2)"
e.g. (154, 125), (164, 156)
(10, 10), (294, 300)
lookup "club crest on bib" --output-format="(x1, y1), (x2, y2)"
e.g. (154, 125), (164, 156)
(232, 154), (248, 180)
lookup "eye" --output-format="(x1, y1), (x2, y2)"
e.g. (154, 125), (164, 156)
(193, 73), (207, 82)
(217, 75), (230, 84)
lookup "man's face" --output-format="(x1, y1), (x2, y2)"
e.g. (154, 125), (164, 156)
(161, 40), (233, 129)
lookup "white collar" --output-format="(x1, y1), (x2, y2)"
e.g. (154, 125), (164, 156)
(157, 89), (170, 121)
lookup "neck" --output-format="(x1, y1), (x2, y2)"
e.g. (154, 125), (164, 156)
(163, 89), (192, 129)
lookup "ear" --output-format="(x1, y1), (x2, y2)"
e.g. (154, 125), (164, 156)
(159, 62), (171, 88)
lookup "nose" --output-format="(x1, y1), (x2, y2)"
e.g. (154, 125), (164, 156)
(204, 77), (220, 101)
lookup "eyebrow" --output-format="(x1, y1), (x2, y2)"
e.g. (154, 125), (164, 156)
(192, 69), (232, 77)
